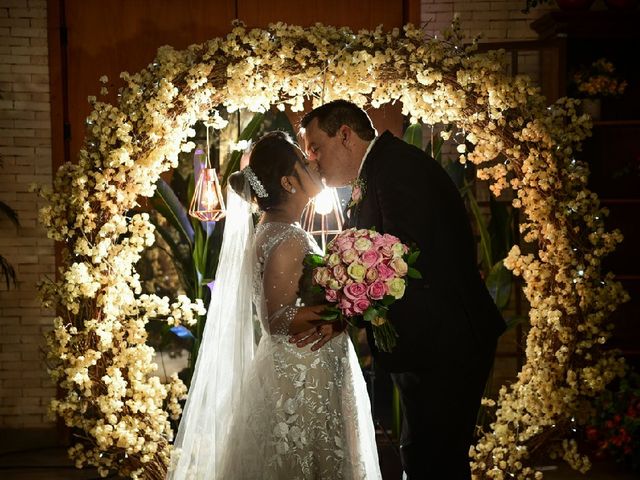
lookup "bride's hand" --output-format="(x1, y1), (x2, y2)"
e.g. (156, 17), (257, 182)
(289, 318), (346, 351)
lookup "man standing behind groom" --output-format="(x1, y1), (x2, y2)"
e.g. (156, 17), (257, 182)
(295, 100), (506, 479)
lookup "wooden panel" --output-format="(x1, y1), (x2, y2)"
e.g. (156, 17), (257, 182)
(47, 0), (65, 173)
(62, 0), (236, 160)
(238, 0), (403, 29)
(54, 0), (415, 166)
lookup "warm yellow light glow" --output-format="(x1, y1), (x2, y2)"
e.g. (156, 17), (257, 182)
(204, 182), (218, 209)
(314, 188), (334, 215)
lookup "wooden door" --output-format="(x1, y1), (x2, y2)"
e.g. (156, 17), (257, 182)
(48, 0), (420, 170)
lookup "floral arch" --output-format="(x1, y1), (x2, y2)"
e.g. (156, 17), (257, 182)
(37, 20), (628, 479)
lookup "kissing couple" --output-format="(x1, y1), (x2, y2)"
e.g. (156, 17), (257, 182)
(168, 100), (505, 479)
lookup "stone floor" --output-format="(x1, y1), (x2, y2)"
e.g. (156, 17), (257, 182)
(0, 428), (636, 479)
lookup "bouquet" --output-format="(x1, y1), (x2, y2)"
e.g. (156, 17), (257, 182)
(305, 228), (421, 353)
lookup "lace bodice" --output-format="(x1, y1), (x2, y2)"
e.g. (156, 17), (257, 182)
(254, 221), (323, 335)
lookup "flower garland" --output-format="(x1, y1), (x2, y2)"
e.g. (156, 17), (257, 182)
(35, 19), (628, 479)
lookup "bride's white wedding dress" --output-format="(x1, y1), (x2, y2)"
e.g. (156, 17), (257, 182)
(217, 222), (381, 479)
(168, 189), (381, 480)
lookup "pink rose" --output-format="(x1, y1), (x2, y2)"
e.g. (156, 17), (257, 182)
(361, 249), (382, 268)
(376, 262), (396, 281)
(344, 282), (367, 301)
(365, 267), (379, 283)
(341, 248), (358, 264)
(353, 297), (371, 314)
(335, 236), (354, 251)
(342, 228), (357, 238)
(367, 280), (388, 300)
(338, 297), (355, 317)
(332, 264), (348, 283)
(381, 233), (400, 246)
(325, 289), (339, 303)
(373, 236), (387, 248)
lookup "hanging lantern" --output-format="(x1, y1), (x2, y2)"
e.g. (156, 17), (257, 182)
(189, 167), (226, 221)
(302, 187), (344, 251)
(188, 122), (226, 221)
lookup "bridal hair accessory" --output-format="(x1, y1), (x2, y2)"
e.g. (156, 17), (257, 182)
(242, 165), (269, 198)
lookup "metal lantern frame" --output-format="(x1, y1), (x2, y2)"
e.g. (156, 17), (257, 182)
(301, 187), (345, 251)
(188, 122), (226, 221)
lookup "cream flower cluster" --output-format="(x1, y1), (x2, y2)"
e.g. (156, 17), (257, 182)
(36, 19), (627, 478)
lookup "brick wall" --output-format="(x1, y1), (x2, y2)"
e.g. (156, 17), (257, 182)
(0, 0), (55, 428)
(421, 0), (557, 41)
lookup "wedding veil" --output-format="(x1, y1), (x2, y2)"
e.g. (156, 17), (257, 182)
(167, 178), (257, 479)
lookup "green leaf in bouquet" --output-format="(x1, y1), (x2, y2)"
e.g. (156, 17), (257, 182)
(381, 295), (396, 307)
(407, 267), (422, 279)
(311, 285), (324, 295)
(304, 253), (325, 267)
(363, 306), (379, 323)
(406, 250), (420, 266)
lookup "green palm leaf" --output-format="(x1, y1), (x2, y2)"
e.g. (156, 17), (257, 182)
(403, 123), (423, 150)
(485, 260), (512, 311)
(0, 200), (18, 227)
(152, 178), (195, 249)
(461, 183), (493, 274)
(0, 254), (16, 289)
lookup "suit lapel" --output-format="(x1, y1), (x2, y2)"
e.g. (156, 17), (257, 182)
(350, 131), (392, 228)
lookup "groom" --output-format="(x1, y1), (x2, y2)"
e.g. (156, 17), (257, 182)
(294, 100), (506, 479)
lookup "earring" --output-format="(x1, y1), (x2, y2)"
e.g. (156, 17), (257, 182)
(291, 187), (297, 194)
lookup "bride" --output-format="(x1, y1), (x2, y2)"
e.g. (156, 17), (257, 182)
(167, 131), (381, 479)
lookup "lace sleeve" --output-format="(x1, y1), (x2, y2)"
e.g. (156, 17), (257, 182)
(262, 229), (308, 335)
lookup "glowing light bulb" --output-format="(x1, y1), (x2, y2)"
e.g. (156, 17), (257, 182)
(204, 182), (217, 209)
(314, 188), (334, 215)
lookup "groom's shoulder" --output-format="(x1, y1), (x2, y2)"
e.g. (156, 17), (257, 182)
(374, 130), (434, 164)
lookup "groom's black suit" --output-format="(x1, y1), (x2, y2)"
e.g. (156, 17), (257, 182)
(346, 131), (506, 479)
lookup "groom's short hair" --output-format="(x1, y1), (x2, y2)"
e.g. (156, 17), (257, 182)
(300, 100), (376, 141)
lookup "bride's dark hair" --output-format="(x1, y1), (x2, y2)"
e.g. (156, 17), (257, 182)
(229, 131), (301, 211)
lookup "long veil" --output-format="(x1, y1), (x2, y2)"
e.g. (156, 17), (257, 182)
(168, 181), (256, 479)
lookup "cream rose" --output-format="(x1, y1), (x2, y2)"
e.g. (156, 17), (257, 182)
(386, 278), (406, 299)
(390, 258), (408, 276)
(347, 263), (366, 282)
